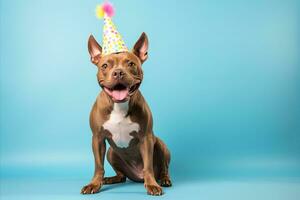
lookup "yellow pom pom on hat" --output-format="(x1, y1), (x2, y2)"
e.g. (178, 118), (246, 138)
(96, 1), (128, 56)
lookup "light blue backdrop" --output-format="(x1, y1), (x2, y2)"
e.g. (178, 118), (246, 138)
(1, 0), (300, 199)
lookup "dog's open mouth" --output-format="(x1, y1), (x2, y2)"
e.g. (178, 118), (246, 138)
(104, 83), (140, 102)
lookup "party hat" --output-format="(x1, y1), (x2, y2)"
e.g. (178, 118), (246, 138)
(95, 1), (128, 56)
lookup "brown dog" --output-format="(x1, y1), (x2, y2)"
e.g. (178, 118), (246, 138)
(81, 32), (171, 196)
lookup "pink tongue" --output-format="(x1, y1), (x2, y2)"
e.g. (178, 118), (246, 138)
(112, 89), (129, 101)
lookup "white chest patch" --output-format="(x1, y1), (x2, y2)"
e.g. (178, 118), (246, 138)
(103, 102), (140, 148)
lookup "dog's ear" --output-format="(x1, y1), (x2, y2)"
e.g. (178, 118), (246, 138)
(88, 35), (102, 65)
(133, 32), (148, 63)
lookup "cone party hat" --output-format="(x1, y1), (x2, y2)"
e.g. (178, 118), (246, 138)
(96, 1), (128, 56)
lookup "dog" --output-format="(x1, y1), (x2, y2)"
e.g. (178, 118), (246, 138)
(81, 32), (172, 196)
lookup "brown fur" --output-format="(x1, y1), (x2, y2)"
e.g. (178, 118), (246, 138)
(81, 33), (171, 196)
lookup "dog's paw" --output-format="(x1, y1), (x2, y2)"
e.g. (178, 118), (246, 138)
(145, 184), (163, 196)
(160, 176), (172, 187)
(81, 182), (102, 194)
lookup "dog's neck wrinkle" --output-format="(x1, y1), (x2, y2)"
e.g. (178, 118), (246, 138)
(112, 102), (129, 116)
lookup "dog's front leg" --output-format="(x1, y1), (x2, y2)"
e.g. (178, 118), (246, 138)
(140, 134), (163, 196)
(81, 133), (106, 194)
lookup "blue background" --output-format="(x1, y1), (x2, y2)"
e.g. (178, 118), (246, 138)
(1, 0), (300, 199)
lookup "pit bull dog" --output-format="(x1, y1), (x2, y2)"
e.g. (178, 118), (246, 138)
(81, 32), (172, 196)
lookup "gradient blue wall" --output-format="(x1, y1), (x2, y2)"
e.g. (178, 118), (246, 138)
(1, 0), (300, 180)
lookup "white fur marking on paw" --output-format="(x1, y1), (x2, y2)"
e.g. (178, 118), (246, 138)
(103, 102), (140, 148)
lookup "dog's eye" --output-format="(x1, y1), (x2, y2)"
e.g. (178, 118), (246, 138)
(101, 64), (108, 69)
(128, 62), (135, 67)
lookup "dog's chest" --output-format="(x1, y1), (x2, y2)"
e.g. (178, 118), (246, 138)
(103, 102), (140, 148)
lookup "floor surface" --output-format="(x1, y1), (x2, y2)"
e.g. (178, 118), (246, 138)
(1, 177), (300, 200)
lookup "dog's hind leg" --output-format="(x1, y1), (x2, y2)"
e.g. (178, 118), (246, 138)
(154, 137), (172, 187)
(103, 147), (126, 185)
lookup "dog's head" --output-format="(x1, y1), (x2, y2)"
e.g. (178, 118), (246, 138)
(88, 32), (148, 103)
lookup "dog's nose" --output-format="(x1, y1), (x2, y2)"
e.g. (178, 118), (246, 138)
(112, 69), (125, 79)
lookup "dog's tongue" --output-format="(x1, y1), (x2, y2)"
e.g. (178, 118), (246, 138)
(111, 89), (129, 101)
